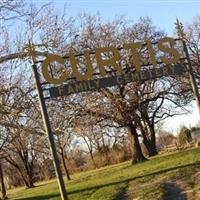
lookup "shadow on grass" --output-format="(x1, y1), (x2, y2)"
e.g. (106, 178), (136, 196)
(162, 181), (187, 200)
(113, 186), (128, 200)
(69, 162), (200, 195)
(14, 162), (199, 200)
(14, 193), (60, 200)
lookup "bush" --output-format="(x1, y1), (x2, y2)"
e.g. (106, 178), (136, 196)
(178, 126), (192, 146)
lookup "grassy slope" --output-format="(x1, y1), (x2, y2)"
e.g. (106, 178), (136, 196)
(8, 147), (200, 200)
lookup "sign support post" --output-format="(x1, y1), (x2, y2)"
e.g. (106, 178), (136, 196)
(28, 42), (68, 200)
(175, 19), (200, 115)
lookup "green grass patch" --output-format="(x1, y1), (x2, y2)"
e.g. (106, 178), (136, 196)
(8, 147), (200, 200)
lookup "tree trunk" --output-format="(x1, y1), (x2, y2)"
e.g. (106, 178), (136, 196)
(5, 157), (34, 188)
(143, 138), (158, 156)
(149, 123), (158, 156)
(128, 124), (147, 164)
(139, 121), (158, 157)
(61, 151), (71, 181)
(89, 150), (97, 169)
(24, 162), (34, 188)
(139, 106), (158, 157)
(21, 171), (34, 188)
(0, 163), (7, 200)
(26, 173), (34, 188)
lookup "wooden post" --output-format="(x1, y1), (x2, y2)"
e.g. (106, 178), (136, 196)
(175, 18), (200, 115)
(28, 41), (68, 200)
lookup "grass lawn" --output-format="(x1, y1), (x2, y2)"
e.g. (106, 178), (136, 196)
(8, 147), (200, 200)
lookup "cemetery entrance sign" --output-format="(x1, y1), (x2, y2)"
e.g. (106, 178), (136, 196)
(49, 64), (184, 98)
(40, 37), (186, 98)
(29, 20), (200, 200)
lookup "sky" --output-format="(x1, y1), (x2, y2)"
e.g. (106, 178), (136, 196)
(49, 0), (200, 35)
(32, 0), (200, 132)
